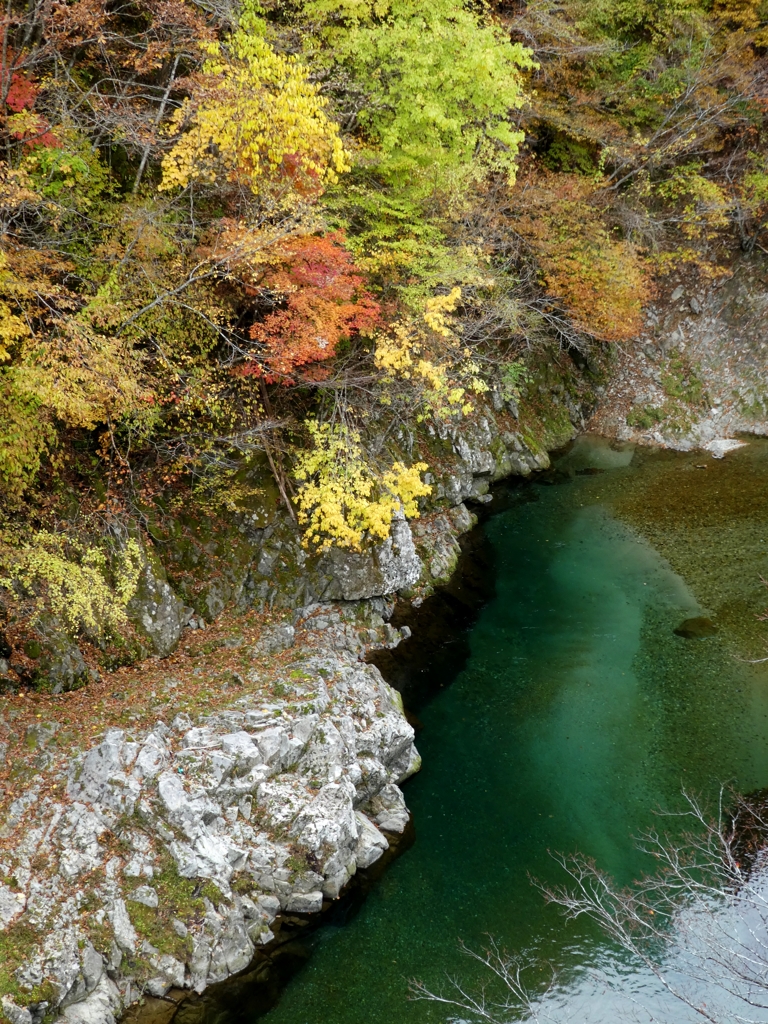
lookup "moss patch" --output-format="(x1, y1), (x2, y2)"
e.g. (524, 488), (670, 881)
(0, 921), (56, 1008)
(124, 857), (224, 964)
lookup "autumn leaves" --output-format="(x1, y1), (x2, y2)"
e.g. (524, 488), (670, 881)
(158, 31), (348, 198)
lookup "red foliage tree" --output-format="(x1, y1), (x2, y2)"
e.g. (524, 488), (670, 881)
(246, 233), (380, 382)
(2, 66), (59, 148)
(5, 73), (37, 113)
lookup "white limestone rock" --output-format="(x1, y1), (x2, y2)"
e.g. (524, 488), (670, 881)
(126, 886), (158, 909)
(0, 883), (26, 928)
(365, 783), (410, 834)
(147, 953), (185, 992)
(208, 909), (254, 980)
(220, 731), (263, 769)
(1, 997), (33, 1024)
(251, 622), (295, 655)
(60, 976), (122, 1024)
(284, 891), (323, 914)
(319, 511), (423, 601)
(80, 945), (103, 993)
(0, 632), (422, 1017)
(67, 731), (140, 816)
(56, 805), (109, 880)
(127, 555), (193, 658)
(132, 733), (168, 780)
(255, 726), (292, 769)
(354, 812), (389, 869)
(704, 437), (748, 458)
(108, 900), (137, 954)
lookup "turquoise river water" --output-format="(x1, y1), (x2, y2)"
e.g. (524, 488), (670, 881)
(214, 436), (768, 1024)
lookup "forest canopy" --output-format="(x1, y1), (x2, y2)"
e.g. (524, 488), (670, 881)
(0, 0), (765, 575)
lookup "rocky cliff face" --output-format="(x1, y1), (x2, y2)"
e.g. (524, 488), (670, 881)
(17, 260), (766, 1021)
(0, 382), (586, 1024)
(2, 247), (764, 1024)
(591, 255), (768, 449)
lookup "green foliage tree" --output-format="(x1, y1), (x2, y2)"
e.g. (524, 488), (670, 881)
(279, 0), (536, 305)
(299, 0), (535, 184)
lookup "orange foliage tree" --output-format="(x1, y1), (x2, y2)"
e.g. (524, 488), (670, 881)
(513, 167), (652, 342)
(246, 233), (380, 381)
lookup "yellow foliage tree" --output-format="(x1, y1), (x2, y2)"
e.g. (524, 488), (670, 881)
(713, 0), (763, 30)
(16, 320), (149, 431)
(2, 535), (142, 636)
(374, 287), (489, 418)
(0, 251), (32, 362)
(293, 420), (431, 552)
(654, 162), (730, 241)
(0, 238), (152, 496)
(160, 25), (349, 198)
(0, 380), (56, 498)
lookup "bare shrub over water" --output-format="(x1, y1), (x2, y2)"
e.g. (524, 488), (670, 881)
(412, 790), (768, 1024)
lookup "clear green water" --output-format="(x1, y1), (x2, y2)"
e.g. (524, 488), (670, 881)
(257, 436), (768, 1024)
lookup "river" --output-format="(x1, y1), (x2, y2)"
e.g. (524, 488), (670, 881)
(212, 435), (768, 1024)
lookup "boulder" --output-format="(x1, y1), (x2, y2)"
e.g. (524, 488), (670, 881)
(674, 616), (718, 639)
(354, 812), (389, 869)
(1, 997), (33, 1024)
(60, 976), (121, 1024)
(284, 891), (323, 914)
(127, 552), (193, 657)
(126, 886), (158, 909)
(251, 622), (295, 655)
(35, 641), (90, 694)
(365, 783), (410, 834)
(108, 900), (137, 954)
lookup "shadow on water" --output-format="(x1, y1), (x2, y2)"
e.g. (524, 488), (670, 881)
(370, 479), (538, 714)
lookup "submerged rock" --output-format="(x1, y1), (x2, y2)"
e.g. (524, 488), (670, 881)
(674, 616), (718, 639)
